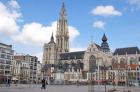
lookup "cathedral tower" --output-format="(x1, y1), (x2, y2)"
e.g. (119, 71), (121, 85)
(56, 3), (69, 53)
(101, 34), (110, 52)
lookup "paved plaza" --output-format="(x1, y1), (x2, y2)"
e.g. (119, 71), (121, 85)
(0, 84), (140, 92)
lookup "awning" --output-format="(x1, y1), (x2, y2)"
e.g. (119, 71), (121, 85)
(12, 77), (18, 80)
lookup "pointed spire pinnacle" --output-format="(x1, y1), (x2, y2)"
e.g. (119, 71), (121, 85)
(60, 2), (66, 19)
(51, 32), (54, 42)
(102, 33), (107, 42)
(62, 2), (65, 9)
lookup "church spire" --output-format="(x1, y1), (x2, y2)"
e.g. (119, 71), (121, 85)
(101, 33), (110, 52)
(51, 32), (54, 42)
(60, 2), (66, 19)
(49, 32), (55, 43)
(56, 2), (69, 53)
(102, 33), (107, 42)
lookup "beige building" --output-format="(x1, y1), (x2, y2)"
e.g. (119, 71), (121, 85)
(42, 3), (140, 86)
(13, 54), (40, 83)
(112, 47), (140, 85)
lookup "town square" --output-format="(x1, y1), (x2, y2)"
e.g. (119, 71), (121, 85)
(0, 0), (140, 92)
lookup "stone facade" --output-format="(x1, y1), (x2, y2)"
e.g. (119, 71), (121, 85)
(42, 3), (140, 86)
(42, 3), (112, 84)
(14, 54), (41, 83)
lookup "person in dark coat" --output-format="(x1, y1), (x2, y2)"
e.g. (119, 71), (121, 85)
(6, 78), (11, 87)
(41, 78), (46, 89)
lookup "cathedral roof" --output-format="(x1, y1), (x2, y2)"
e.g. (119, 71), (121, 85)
(113, 47), (140, 55)
(95, 43), (102, 50)
(60, 51), (85, 60)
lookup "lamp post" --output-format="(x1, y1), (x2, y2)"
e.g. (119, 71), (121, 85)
(104, 65), (107, 92)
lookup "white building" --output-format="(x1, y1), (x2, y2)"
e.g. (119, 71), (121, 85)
(0, 43), (14, 83)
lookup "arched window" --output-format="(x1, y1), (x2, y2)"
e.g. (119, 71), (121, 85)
(120, 58), (125, 64)
(112, 58), (116, 65)
(77, 60), (81, 68)
(89, 55), (96, 72)
(71, 60), (75, 67)
(58, 61), (63, 69)
(64, 62), (69, 72)
(130, 57), (136, 65)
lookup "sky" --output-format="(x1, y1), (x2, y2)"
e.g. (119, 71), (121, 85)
(0, 0), (140, 62)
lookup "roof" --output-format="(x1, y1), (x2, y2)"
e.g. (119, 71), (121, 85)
(60, 51), (85, 60)
(0, 43), (12, 48)
(113, 47), (140, 55)
(95, 43), (102, 50)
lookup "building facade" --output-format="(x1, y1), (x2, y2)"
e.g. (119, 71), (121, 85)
(42, 3), (140, 86)
(13, 54), (41, 83)
(42, 3), (112, 84)
(112, 47), (140, 85)
(13, 56), (30, 83)
(0, 43), (14, 83)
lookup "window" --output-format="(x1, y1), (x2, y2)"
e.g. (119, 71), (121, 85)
(89, 55), (96, 72)
(5, 71), (10, 74)
(0, 65), (4, 69)
(130, 57), (137, 65)
(6, 60), (11, 64)
(5, 65), (10, 69)
(1, 54), (6, 58)
(120, 58), (125, 64)
(7, 55), (11, 59)
(0, 59), (5, 64)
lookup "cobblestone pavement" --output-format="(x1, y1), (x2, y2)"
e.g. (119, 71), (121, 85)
(0, 84), (140, 92)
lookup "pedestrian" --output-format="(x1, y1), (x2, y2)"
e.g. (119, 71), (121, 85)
(41, 78), (46, 89)
(6, 78), (11, 87)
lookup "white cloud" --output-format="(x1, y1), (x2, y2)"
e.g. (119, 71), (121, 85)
(128, 0), (140, 7)
(93, 20), (106, 29)
(0, 0), (80, 46)
(91, 5), (122, 16)
(70, 47), (85, 52)
(12, 21), (80, 46)
(8, 0), (20, 9)
(68, 26), (80, 42)
(0, 0), (21, 36)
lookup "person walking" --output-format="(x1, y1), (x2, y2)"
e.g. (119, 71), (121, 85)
(41, 78), (46, 89)
(6, 78), (11, 87)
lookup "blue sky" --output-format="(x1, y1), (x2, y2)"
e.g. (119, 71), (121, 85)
(0, 0), (140, 61)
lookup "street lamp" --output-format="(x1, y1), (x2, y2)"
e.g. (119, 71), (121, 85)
(104, 65), (107, 92)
